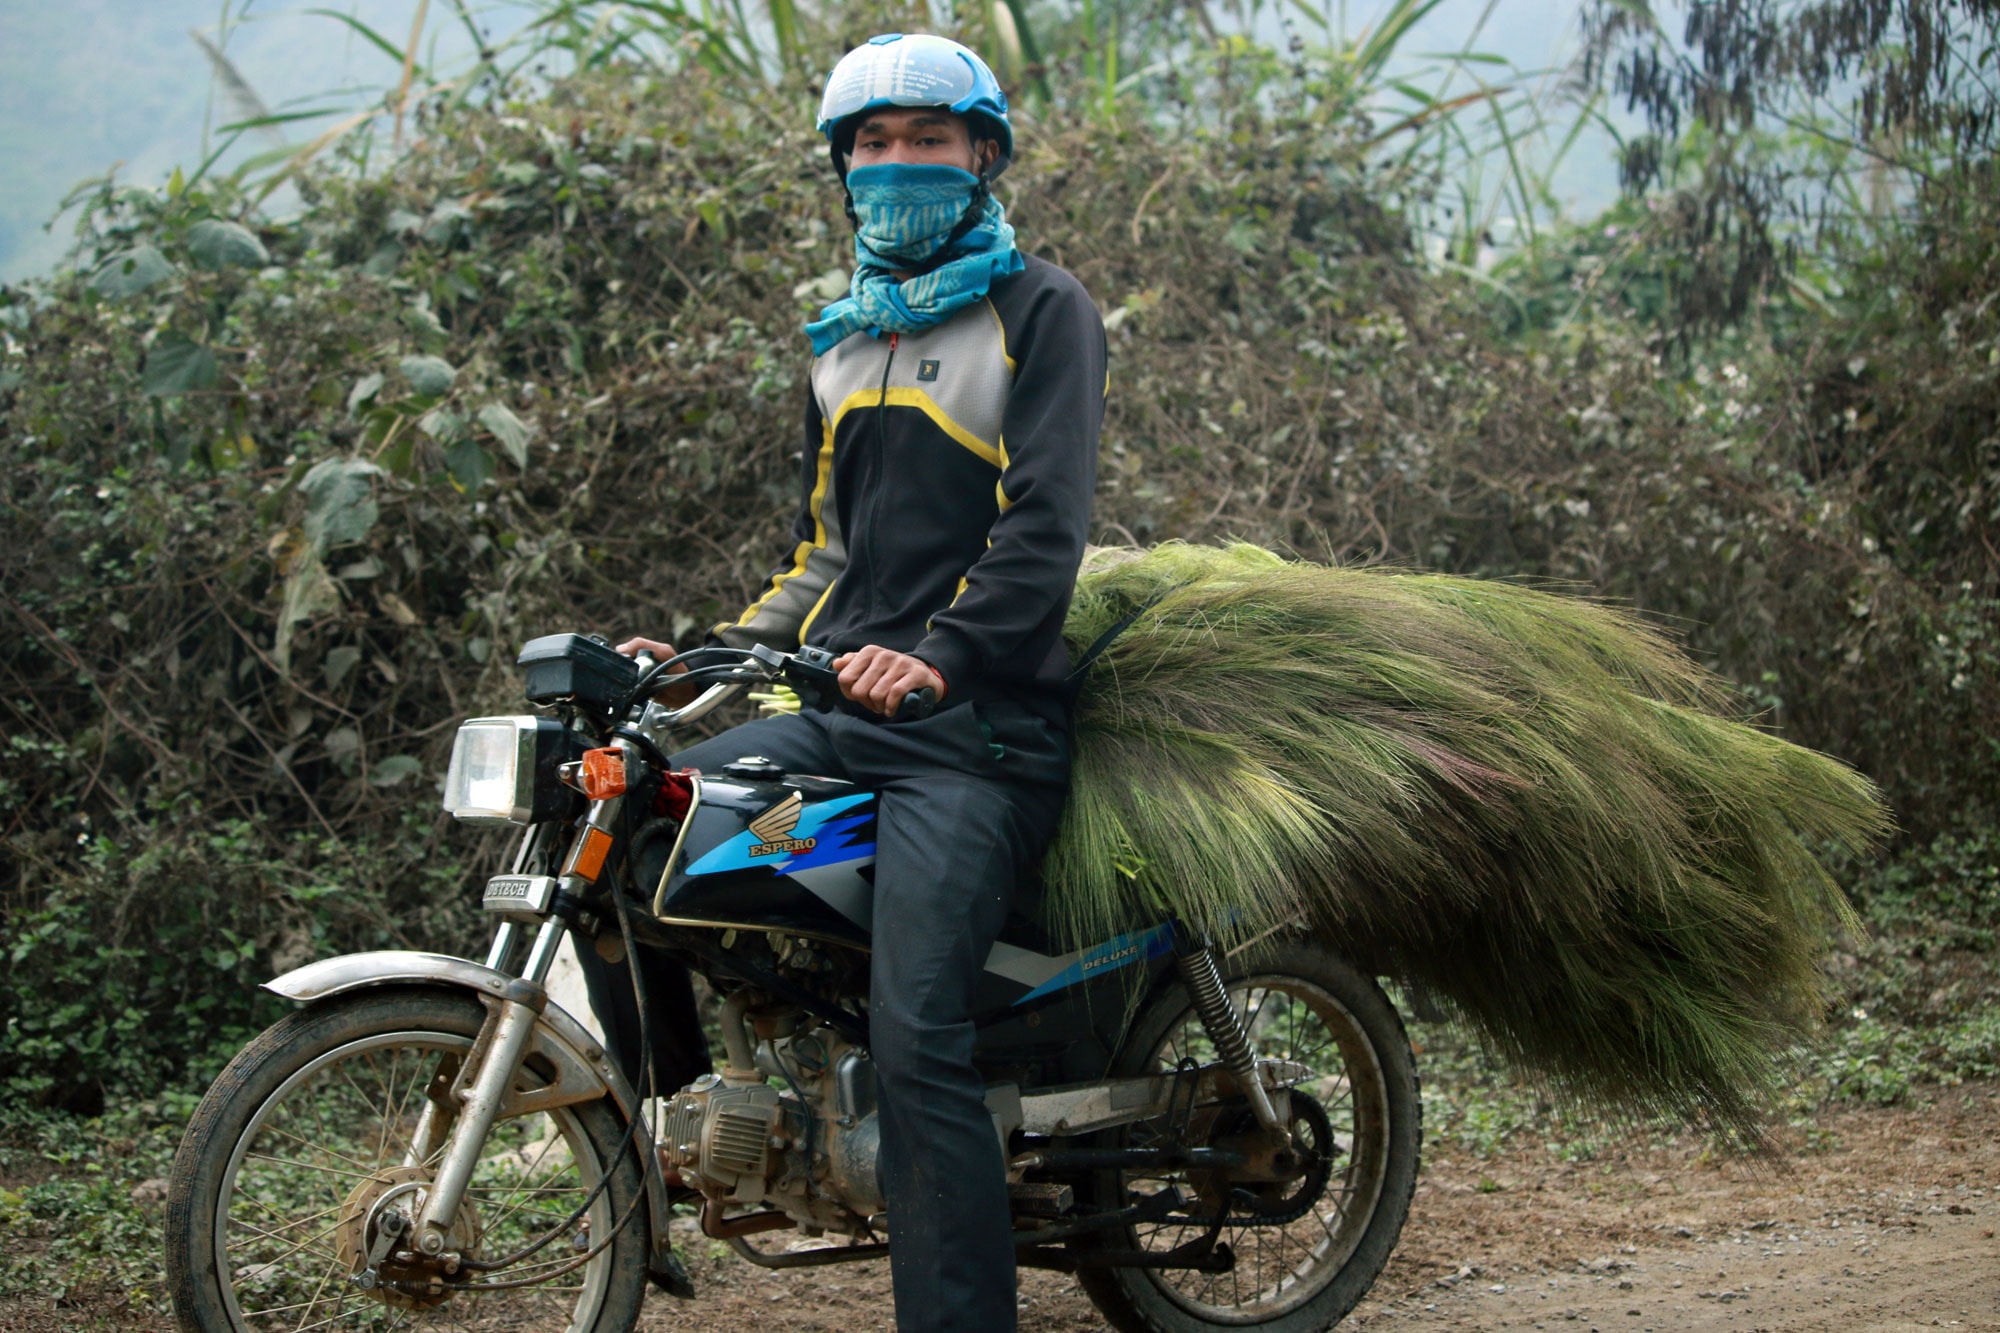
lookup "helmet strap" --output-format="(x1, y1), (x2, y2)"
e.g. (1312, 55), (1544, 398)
(936, 169), (1000, 254)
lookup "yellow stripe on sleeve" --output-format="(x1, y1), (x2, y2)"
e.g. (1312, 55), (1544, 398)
(994, 437), (1013, 512)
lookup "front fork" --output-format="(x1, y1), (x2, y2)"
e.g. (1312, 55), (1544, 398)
(411, 793), (625, 1256)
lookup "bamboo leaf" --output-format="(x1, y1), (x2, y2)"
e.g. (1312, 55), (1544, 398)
(1000, 0), (1054, 104)
(1353, 0), (1452, 79)
(248, 110), (375, 207)
(1476, 74), (1538, 244)
(1411, 50), (1511, 64)
(189, 28), (281, 141)
(767, 0), (799, 72)
(1365, 87), (1509, 147)
(394, 0), (433, 148)
(303, 7), (409, 65)
(1286, 0), (1332, 31)
(216, 107), (353, 134)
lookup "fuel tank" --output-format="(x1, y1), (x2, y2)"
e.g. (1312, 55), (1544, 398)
(649, 765), (880, 949)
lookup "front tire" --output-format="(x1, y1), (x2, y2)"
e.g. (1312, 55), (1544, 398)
(1075, 941), (1421, 1333)
(165, 987), (649, 1332)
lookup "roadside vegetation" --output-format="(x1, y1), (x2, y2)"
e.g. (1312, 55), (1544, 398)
(1, 0), (1995, 1320)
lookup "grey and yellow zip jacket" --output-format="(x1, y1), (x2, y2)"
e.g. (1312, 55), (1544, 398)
(711, 254), (1106, 716)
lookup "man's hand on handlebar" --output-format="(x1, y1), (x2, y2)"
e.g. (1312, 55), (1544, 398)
(834, 645), (944, 718)
(613, 636), (700, 706)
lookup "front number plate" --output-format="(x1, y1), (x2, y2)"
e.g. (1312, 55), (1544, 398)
(482, 874), (558, 915)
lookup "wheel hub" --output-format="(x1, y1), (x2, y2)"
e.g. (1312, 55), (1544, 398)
(335, 1166), (483, 1310)
(1186, 1089), (1337, 1225)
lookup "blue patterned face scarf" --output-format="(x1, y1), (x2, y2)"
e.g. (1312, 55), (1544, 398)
(804, 163), (1025, 356)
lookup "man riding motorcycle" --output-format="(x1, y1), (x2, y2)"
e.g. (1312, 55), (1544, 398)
(592, 33), (1107, 1332)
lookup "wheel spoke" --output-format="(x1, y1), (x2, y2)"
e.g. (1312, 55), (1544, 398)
(472, 1122), (580, 1237)
(253, 1123), (387, 1176)
(1106, 961), (1411, 1321)
(235, 1193), (349, 1234)
(288, 1257), (348, 1332)
(224, 1212), (347, 1269)
(242, 1151), (393, 1186)
(177, 1004), (631, 1332)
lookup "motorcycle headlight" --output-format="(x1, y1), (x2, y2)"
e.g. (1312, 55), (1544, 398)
(441, 717), (578, 825)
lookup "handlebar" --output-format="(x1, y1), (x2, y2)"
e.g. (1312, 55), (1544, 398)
(623, 644), (937, 726)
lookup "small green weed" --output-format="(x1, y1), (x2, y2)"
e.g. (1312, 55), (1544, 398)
(0, 1102), (182, 1311)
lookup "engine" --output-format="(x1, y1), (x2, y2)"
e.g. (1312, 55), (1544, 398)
(658, 1020), (889, 1236)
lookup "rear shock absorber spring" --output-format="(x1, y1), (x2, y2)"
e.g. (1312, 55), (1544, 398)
(1175, 940), (1286, 1137)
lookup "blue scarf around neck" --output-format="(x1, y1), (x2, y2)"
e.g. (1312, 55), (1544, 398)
(805, 163), (1025, 356)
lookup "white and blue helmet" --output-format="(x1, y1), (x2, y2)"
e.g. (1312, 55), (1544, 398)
(817, 33), (1013, 179)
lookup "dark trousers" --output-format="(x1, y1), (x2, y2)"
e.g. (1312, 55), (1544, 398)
(580, 698), (1069, 1333)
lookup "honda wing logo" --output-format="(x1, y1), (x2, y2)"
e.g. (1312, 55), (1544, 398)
(747, 792), (816, 858)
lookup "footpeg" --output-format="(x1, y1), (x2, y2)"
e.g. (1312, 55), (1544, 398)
(1008, 1181), (1075, 1217)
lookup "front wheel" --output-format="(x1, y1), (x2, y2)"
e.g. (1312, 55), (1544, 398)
(165, 987), (649, 1332)
(1074, 940), (1421, 1333)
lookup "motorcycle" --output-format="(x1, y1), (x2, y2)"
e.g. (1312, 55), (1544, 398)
(164, 631), (1421, 1331)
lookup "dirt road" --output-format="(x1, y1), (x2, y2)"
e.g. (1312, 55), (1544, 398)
(1343, 1084), (1998, 1332)
(642, 1083), (1999, 1333)
(3, 1085), (1990, 1331)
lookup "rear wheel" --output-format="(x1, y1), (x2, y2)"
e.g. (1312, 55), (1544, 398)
(165, 988), (649, 1332)
(1074, 941), (1420, 1333)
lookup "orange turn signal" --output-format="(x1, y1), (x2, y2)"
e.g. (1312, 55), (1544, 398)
(579, 748), (627, 801)
(566, 825), (614, 882)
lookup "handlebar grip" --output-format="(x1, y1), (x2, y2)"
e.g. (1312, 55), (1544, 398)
(892, 686), (937, 723)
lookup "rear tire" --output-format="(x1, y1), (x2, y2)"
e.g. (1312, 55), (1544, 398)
(1074, 941), (1420, 1333)
(165, 987), (649, 1332)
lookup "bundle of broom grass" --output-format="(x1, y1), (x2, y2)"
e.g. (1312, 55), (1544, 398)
(1043, 543), (1890, 1133)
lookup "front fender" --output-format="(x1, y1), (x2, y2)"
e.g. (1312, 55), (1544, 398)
(264, 949), (678, 1271)
(264, 949), (629, 1114)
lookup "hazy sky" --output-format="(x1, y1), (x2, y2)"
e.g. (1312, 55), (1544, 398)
(0, 0), (1616, 282)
